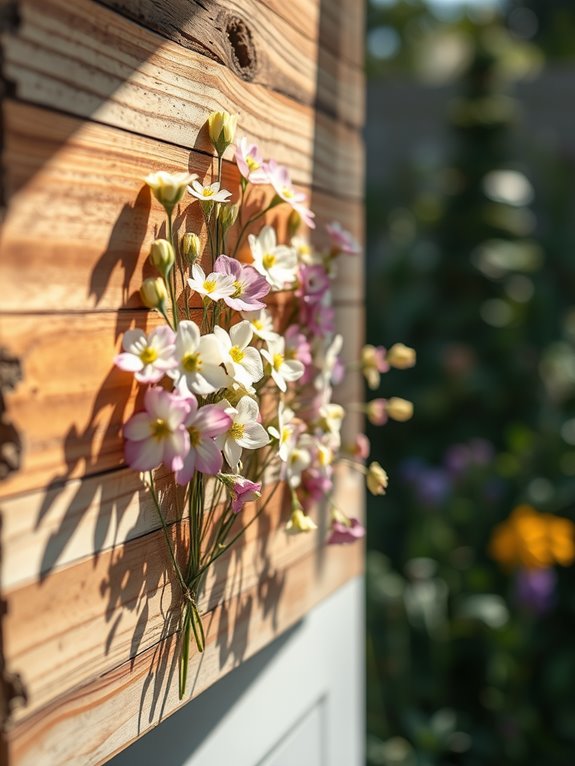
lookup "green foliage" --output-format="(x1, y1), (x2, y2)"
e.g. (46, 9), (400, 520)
(366, 12), (575, 766)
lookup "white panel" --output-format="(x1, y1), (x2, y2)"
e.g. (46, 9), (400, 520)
(258, 700), (325, 766)
(108, 576), (364, 766)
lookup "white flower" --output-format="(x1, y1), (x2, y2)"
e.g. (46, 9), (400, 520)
(114, 326), (177, 383)
(214, 321), (263, 388)
(188, 263), (235, 302)
(261, 337), (304, 392)
(170, 320), (231, 395)
(285, 435), (313, 488)
(241, 308), (280, 343)
(315, 333), (343, 391)
(248, 226), (298, 289)
(215, 397), (269, 469)
(291, 236), (322, 266)
(318, 403), (345, 445)
(268, 402), (297, 462)
(188, 179), (232, 203)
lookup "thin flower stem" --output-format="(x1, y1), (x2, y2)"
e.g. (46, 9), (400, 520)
(148, 472), (188, 594)
(194, 480), (282, 581)
(231, 199), (281, 258)
(166, 212), (180, 328)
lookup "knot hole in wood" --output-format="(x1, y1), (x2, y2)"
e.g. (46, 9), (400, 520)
(225, 16), (257, 81)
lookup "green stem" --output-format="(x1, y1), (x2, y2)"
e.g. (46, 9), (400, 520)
(231, 199), (282, 258)
(148, 472), (187, 594)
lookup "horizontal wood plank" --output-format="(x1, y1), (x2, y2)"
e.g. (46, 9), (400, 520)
(96, 0), (364, 125)
(3, 533), (363, 766)
(0, 101), (364, 312)
(1, 0), (363, 195)
(0, 304), (364, 498)
(2, 468), (364, 726)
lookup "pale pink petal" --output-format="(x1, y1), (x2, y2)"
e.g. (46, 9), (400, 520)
(195, 438), (224, 475)
(125, 437), (164, 471)
(163, 430), (190, 473)
(194, 405), (233, 437)
(124, 412), (152, 441)
(175, 449), (197, 485)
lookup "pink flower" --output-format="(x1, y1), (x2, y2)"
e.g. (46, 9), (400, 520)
(366, 399), (388, 426)
(265, 160), (315, 229)
(175, 395), (233, 484)
(230, 475), (262, 513)
(327, 517), (366, 545)
(285, 325), (313, 367)
(124, 387), (190, 473)
(115, 326), (177, 383)
(296, 265), (330, 303)
(301, 467), (334, 509)
(235, 137), (268, 184)
(352, 433), (371, 460)
(325, 221), (361, 256)
(301, 300), (335, 337)
(214, 254), (270, 311)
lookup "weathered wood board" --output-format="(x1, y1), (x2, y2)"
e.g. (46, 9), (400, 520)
(0, 0), (366, 762)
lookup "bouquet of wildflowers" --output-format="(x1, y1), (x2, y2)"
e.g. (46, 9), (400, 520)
(114, 111), (414, 697)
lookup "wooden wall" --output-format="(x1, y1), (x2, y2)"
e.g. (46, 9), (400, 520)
(0, 0), (365, 762)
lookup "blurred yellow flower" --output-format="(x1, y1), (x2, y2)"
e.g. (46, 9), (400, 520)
(489, 505), (575, 570)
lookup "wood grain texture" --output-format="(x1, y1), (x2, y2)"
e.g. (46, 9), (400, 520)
(96, 0), (365, 125)
(3, 529), (363, 766)
(2, 468), (363, 723)
(0, 0), (366, 759)
(1, 0), (363, 196)
(0, 303), (363, 498)
(0, 100), (364, 312)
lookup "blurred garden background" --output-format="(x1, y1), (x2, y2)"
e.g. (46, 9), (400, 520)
(364, 1), (575, 764)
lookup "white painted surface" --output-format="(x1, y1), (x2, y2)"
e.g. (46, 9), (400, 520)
(108, 576), (364, 766)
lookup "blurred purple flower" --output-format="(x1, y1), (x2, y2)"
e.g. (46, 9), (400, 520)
(416, 468), (451, 508)
(444, 444), (471, 477)
(514, 567), (557, 615)
(468, 438), (495, 466)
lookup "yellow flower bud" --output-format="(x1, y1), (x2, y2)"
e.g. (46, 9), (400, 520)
(386, 397), (414, 422)
(387, 343), (417, 369)
(287, 209), (302, 238)
(285, 509), (318, 534)
(207, 111), (238, 156)
(140, 277), (168, 309)
(218, 202), (239, 231)
(366, 461), (389, 496)
(144, 171), (196, 214)
(149, 238), (175, 277)
(181, 232), (201, 264)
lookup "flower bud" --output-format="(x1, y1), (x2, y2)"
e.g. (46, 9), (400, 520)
(218, 202), (239, 230)
(285, 508), (318, 534)
(387, 343), (416, 369)
(181, 232), (201, 264)
(207, 111), (238, 156)
(140, 277), (168, 309)
(149, 238), (175, 277)
(366, 461), (389, 496)
(386, 397), (414, 422)
(366, 399), (387, 426)
(144, 171), (196, 214)
(287, 209), (301, 239)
